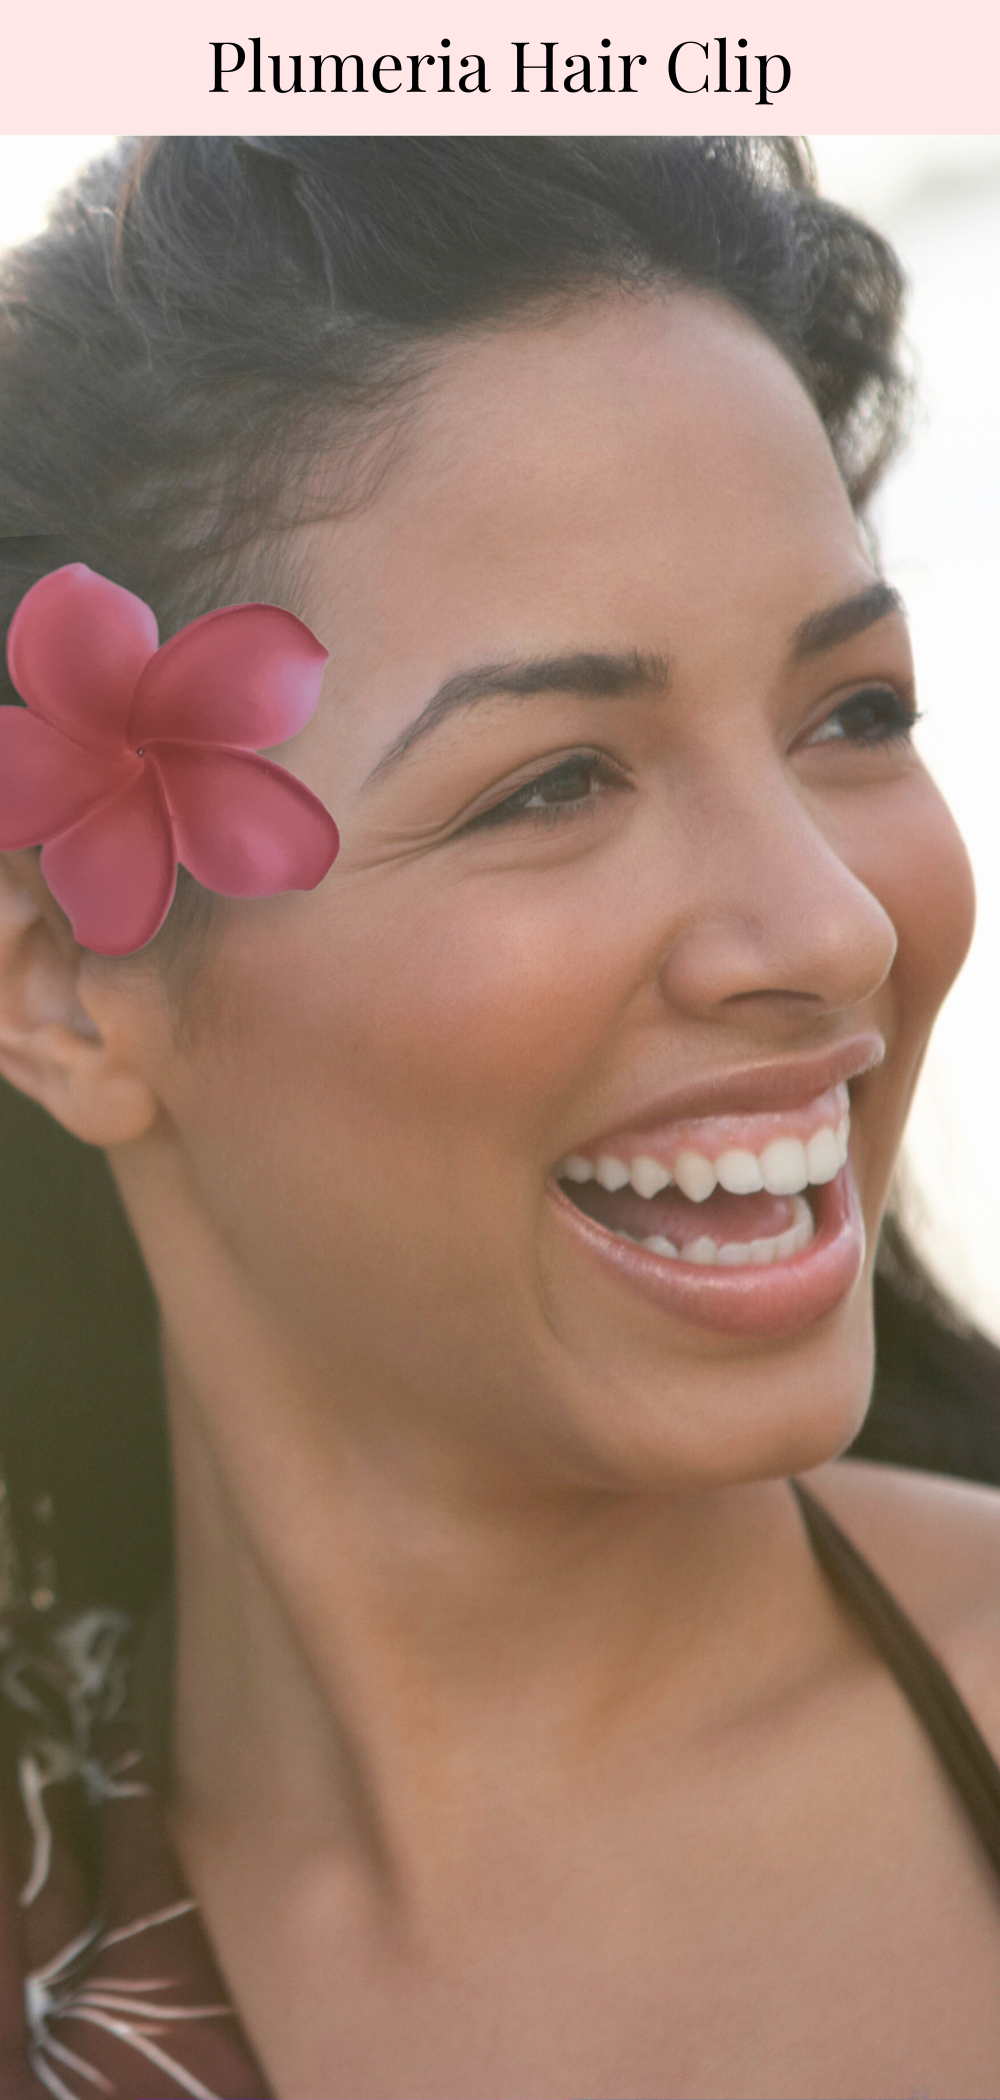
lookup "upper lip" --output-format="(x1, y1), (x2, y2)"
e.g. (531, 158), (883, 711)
(559, 1032), (884, 1154)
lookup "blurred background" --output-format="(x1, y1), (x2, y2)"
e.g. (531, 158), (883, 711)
(0, 135), (998, 1337)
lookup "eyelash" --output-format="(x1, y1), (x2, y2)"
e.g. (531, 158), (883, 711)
(463, 687), (920, 834)
(464, 752), (624, 832)
(805, 684), (921, 750)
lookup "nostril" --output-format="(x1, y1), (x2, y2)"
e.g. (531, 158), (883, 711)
(722, 988), (828, 1006)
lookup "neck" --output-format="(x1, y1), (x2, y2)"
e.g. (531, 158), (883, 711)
(115, 1133), (826, 1901)
(164, 1355), (817, 1896)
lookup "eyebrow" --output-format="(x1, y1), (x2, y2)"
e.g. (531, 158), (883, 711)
(364, 582), (906, 784)
(365, 648), (671, 781)
(790, 580), (905, 660)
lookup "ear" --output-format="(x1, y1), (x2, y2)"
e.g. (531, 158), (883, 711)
(0, 850), (159, 1145)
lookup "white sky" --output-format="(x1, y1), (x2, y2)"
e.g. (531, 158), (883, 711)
(1, 135), (999, 1336)
(810, 140), (1000, 1338)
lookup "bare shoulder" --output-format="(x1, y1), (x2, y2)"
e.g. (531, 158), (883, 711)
(801, 1457), (1000, 1740)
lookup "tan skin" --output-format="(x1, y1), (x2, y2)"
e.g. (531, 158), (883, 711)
(0, 286), (997, 2097)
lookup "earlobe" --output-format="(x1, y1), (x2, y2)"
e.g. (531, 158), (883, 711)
(0, 850), (159, 1145)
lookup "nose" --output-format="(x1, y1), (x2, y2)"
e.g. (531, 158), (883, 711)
(655, 767), (898, 1022)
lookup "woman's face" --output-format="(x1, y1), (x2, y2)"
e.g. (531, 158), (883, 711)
(125, 289), (974, 1489)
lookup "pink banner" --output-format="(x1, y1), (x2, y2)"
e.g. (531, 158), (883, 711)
(2, 0), (997, 134)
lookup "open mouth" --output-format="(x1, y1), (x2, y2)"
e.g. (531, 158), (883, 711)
(548, 1079), (866, 1336)
(554, 1084), (849, 1269)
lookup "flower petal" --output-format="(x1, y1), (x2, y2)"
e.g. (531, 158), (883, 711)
(41, 764), (177, 956)
(152, 744), (339, 896)
(129, 605), (328, 751)
(7, 565), (159, 753)
(0, 707), (127, 847)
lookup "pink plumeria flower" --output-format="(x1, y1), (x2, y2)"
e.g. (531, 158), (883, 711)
(0, 565), (338, 955)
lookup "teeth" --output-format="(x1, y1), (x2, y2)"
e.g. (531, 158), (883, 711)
(627, 1195), (815, 1269)
(805, 1126), (841, 1184)
(630, 1155), (673, 1198)
(558, 1154), (595, 1183)
(758, 1137), (809, 1196)
(559, 1115), (851, 1196)
(673, 1151), (717, 1203)
(773, 1199), (810, 1260)
(595, 1155), (630, 1191)
(715, 1147), (764, 1195)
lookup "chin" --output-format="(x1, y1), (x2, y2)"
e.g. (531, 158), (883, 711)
(540, 1282), (878, 1495)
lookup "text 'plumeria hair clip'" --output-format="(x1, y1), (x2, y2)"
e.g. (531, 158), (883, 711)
(0, 564), (340, 956)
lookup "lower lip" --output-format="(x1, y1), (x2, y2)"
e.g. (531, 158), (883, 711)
(547, 1166), (866, 1339)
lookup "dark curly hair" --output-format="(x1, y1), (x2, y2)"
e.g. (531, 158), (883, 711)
(0, 135), (994, 1623)
(0, 137), (908, 666)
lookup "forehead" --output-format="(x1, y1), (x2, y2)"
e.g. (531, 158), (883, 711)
(297, 290), (873, 768)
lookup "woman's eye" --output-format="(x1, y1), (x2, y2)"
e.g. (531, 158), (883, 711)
(806, 685), (921, 750)
(465, 754), (622, 832)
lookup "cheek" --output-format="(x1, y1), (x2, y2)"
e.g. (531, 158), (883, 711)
(280, 860), (639, 1160)
(187, 832), (658, 1245)
(852, 772), (975, 1041)
(167, 863), (649, 1373)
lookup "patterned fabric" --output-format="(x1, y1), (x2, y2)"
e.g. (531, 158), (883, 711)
(0, 1609), (268, 2099)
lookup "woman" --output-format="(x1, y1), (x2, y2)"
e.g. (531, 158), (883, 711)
(1, 135), (999, 2099)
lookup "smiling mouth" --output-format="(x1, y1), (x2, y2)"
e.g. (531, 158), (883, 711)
(553, 1084), (850, 1269)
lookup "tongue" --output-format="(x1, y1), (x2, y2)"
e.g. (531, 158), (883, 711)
(563, 1179), (802, 1250)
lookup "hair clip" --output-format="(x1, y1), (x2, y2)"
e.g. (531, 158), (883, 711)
(0, 564), (339, 957)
